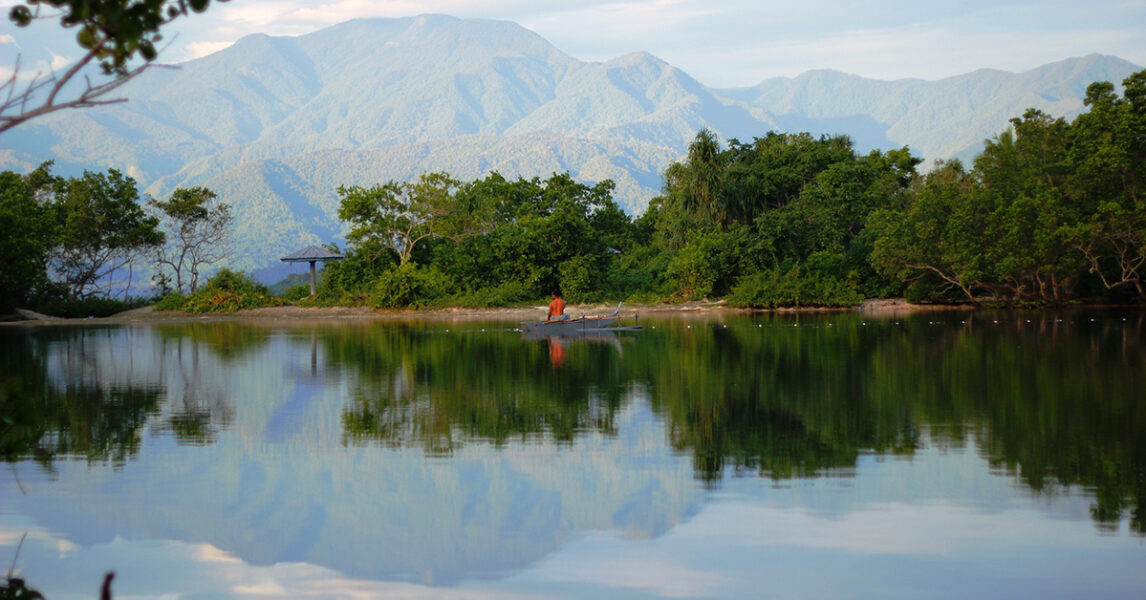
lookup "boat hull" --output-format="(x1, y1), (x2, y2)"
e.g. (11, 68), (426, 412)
(520, 316), (618, 335)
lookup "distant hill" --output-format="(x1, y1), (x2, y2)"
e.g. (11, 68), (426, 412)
(719, 53), (1142, 164)
(1, 15), (1139, 276)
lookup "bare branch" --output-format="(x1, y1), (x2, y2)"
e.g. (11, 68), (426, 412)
(904, 263), (978, 302)
(1, 3), (192, 135)
(0, 47), (171, 134)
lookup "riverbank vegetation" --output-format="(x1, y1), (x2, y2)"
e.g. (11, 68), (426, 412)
(309, 69), (1145, 309)
(1, 70), (1143, 316)
(0, 163), (242, 316)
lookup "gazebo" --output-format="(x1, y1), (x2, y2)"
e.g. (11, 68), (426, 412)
(281, 246), (345, 296)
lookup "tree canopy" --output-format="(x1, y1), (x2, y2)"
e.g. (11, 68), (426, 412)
(4, 69), (1144, 314)
(149, 186), (232, 293)
(871, 70), (1146, 304)
(314, 70), (1146, 310)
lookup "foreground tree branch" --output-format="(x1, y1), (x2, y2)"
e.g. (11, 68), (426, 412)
(0, 48), (150, 134)
(2, 0), (227, 134)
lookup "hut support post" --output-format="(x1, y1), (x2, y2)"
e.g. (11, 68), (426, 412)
(309, 260), (317, 296)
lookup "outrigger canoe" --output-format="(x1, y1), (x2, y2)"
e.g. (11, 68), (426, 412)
(520, 302), (634, 335)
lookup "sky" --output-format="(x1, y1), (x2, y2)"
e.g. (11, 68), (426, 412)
(3, 0), (1146, 87)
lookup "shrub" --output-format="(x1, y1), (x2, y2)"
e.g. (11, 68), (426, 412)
(444, 280), (536, 308)
(368, 264), (451, 309)
(155, 269), (283, 313)
(559, 255), (601, 303)
(605, 246), (671, 301)
(727, 258), (864, 308)
(666, 231), (749, 300)
(283, 284), (311, 302)
(153, 292), (187, 311)
(667, 241), (717, 300)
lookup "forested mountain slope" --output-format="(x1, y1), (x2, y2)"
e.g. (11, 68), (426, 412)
(1, 15), (1138, 274)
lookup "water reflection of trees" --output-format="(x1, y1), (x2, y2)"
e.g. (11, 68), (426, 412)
(1, 327), (163, 467)
(634, 320), (919, 484)
(0, 323), (257, 464)
(323, 313), (1145, 533)
(4, 313), (1142, 534)
(157, 322), (272, 359)
(328, 324), (629, 454)
(154, 324), (244, 444)
(639, 312), (1146, 534)
(921, 313), (1146, 534)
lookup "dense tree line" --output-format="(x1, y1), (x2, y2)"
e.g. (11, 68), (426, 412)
(313, 132), (923, 308)
(317, 70), (1145, 308)
(872, 71), (1146, 304)
(0, 163), (231, 314)
(3, 70), (1143, 314)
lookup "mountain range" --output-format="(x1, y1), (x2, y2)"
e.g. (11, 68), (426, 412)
(1, 14), (1140, 275)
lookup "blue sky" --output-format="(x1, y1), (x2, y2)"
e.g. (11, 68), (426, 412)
(4, 0), (1145, 87)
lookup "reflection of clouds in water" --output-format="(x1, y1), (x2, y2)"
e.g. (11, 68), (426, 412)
(530, 531), (729, 598)
(679, 501), (1111, 557)
(0, 525), (76, 559)
(0, 523), (533, 599)
(6, 317), (1145, 597)
(508, 483), (1144, 599)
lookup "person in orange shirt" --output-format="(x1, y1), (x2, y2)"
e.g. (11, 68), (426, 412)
(547, 292), (566, 320)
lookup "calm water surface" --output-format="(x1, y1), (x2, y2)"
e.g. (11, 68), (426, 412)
(2, 310), (1144, 599)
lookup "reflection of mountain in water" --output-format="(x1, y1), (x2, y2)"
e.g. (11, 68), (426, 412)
(3, 311), (1144, 587)
(4, 324), (702, 584)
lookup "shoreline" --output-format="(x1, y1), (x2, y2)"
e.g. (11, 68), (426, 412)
(2, 298), (972, 326)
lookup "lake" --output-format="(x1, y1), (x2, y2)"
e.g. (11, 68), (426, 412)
(2, 310), (1145, 599)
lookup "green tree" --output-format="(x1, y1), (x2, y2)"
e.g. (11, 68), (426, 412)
(47, 168), (163, 299)
(870, 160), (991, 302)
(722, 132), (859, 224)
(338, 172), (472, 267)
(149, 186), (232, 293)
(3, 0), (229, 133)
(433, 172), (626, 302)
(1062, 72), (1146, 298)
(656, 129), (729, 249)
(0, 163), (54, 311)
(974, 110), (1081, 302)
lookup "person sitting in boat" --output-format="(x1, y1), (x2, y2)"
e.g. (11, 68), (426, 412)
(547, 292), (566, 320)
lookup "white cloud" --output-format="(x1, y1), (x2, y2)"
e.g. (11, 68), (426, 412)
(217, 0), (301, 26)
(49, 53), (71, 72)
(288, 0), (417, 25)
(186, 40), (234, 59)
(29, 0), (1144, 83)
